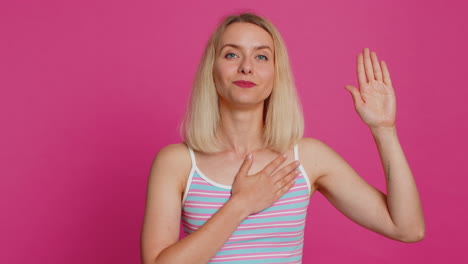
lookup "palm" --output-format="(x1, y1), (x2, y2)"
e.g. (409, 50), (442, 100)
(345, 48), (396, 128)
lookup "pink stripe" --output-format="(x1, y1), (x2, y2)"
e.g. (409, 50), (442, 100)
(236, 221), (305, 231)
(182, 210), (307, 222)
(220, 242), (302, 252)
(182, 222), (198, 232)
(238, 219), (305, 228)
(183, 202), (223, 207)
(271, 197), (309, 207)
(191, 179), (218, 186)
(184, 204), (222, 209)
(185, 197), (308, 213)
(184, 194), (307, 208)
(247, 208), (307, 219)
(227, 230), (304, 242)
(290, 184), (308, 191)
(187, 193), (231, 198)
(261, 261), (302, 264)
(182, 223), (305, 234)
(273, 200), (308, 207)
(182, 207), (307, 221)
(183, 219), (305, 232)
(181, 215), (208, 221)
(273, 195), (308, 204)
(291, 182), (308, 188)
(191, 178), (307, 191)
(220, 238), (304, 251)
(189, 188), (230, 195)
(210, 248), (303, 262)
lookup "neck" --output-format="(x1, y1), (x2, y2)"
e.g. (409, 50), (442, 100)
(216, 100), (266, 156)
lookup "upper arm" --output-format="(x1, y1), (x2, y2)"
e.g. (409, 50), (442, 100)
(302, 138), (400, 241)
(140, 143), (191, 264)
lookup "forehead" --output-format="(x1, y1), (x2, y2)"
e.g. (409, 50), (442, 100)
(218, 22), (274, 51)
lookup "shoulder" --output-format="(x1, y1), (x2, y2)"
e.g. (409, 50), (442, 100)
(149, 142), (192, 193)
(155, 142), (191, 161)
(297, 137), (335, 161)
(297, 137), (342, 188)
(298, 137), (328, 153)
(153, 142), (191, 169)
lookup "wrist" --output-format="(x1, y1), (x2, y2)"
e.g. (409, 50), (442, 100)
(370, 126), (400, 147)
(370, 125), (397, 136)
(226, 196), (251, 220)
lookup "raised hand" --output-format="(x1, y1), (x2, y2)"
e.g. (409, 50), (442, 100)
(344, 48), (396, 129)
(230, 154), (301, 216)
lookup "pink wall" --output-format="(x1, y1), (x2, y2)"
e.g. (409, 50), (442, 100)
(1, 0), (466, 263)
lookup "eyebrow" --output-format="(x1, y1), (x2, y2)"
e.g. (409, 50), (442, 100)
(220, 44), (273, 53)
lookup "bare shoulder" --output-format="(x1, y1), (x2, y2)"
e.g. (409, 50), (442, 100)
(155, 142), (191, 162)
(299, 137), (355, 191)
(297, 137), (340, 189)
(149, 142), (192, 193)
(298, 137), (329, 155)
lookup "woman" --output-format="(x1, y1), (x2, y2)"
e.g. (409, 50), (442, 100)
(140, 13), (425, 264)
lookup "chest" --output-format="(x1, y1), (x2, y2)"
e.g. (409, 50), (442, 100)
(181, 170), (311, 247)
(193, 149), (297, 187)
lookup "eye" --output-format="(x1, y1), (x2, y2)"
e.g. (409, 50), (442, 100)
(225, 53), (238, 59)
(256, 55), (268, 60)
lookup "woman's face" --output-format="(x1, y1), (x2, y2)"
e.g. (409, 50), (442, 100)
(213, 22), (275, 107)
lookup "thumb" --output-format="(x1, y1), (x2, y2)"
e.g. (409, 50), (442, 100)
(237, 153), (253, 177)
(344, 85), (364, 106)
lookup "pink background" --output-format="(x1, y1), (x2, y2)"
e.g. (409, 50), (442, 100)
(1, 0), (467, 263)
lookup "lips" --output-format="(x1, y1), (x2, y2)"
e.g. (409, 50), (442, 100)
(233, 80), (256, 88)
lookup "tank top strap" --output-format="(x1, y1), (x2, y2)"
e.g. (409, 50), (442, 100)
(294, 143), (299, 160)
(187, 145), (197, 168)
(182, 145), (197, 205)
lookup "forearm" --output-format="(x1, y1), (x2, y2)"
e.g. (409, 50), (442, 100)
(154, 198), (248, 264)
(371, 126), (425, 241)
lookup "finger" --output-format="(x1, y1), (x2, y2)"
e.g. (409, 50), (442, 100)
(275, 178), (296, 198)
(357, 53), (366, 87)
(371, 51), (383, 82)
(237, 153), (254, 177)
(363, 48), (375, 81)
(271, 160), (300, 182)
(344, 85), (364, 105)
(274, 168), (301, 187)
(261, 153), (288, 176)
(381, 60), (393, 86)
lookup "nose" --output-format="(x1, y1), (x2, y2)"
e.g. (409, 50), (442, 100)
(239, 58), (253, 74)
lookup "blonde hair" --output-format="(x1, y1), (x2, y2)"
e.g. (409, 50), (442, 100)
(179, 12), (304, 153)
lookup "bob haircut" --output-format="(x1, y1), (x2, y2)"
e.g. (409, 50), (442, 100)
(180, 12), (304, 154)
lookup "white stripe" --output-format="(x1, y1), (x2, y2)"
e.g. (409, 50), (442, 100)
(183, 221), (199, 231)
(237, 220), (306, 229)
(248, 208), (307, 218)
(181, 168), (195, 206)
(184, 202), (222, 207)
(182, 212), (208, 219)
(298, 166), (312, 195)
(194, 168), (232, 189)
(183, 219), (306, 231)
(183, 207), (307, 220)
(229, 231), (303, 241)
(274, 196), (308, 205)
(189, 191), (230, 196)
(223, 238), (304, 249)
(212, 248), (303, 260)
(290, 184), (308, 190)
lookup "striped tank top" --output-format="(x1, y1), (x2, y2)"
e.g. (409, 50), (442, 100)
(181, 144), (311, 263)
